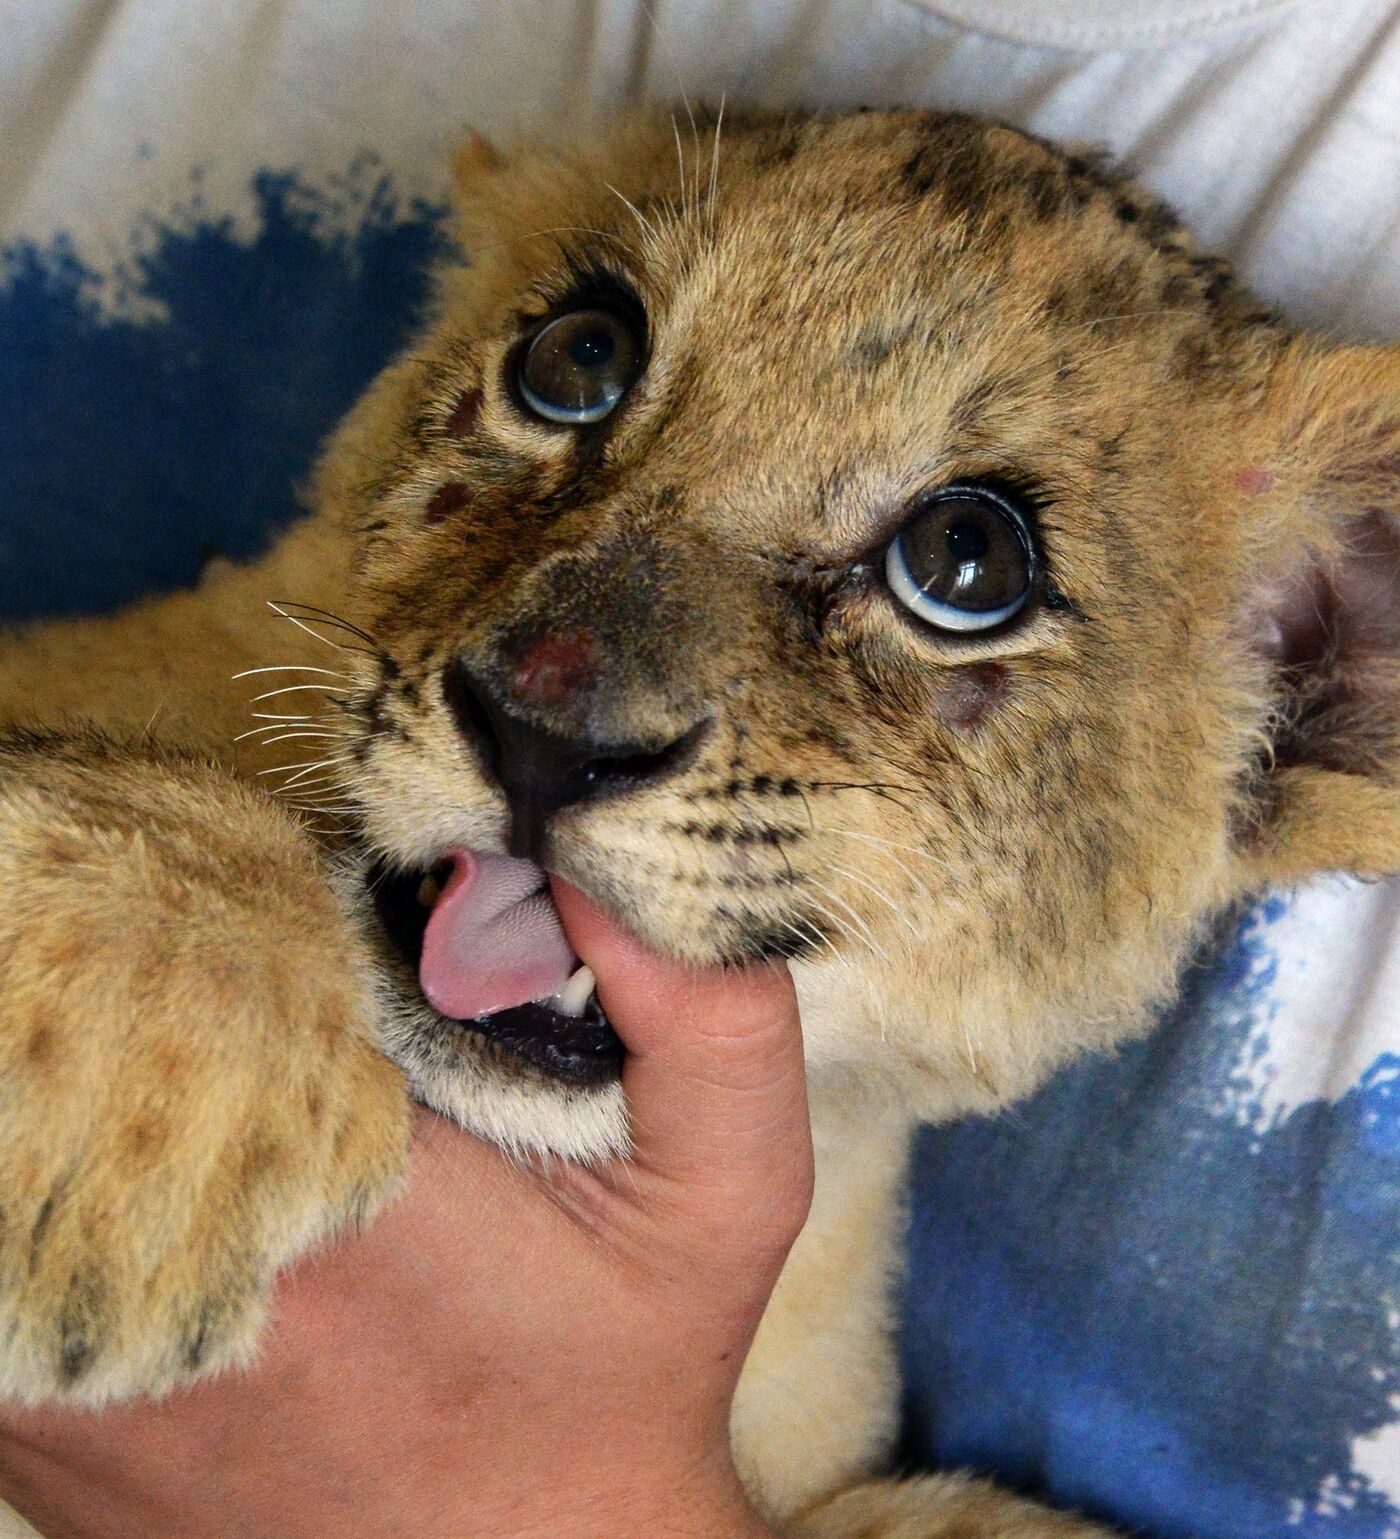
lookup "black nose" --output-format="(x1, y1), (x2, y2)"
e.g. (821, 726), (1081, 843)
(442, 657), (708, 859)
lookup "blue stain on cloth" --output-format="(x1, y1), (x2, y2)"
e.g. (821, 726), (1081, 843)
(901, 898), (1400, 1537)
(0, 160), (447, 619)
(4, 162), (1399, 1539)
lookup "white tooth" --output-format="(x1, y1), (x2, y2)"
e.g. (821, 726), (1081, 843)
(547, 965), (596, 1019)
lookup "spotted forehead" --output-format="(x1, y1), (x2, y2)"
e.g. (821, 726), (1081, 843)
(589, 110), (1278, 383)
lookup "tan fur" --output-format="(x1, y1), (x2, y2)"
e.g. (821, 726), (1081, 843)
(0, 108), (1396, 1535)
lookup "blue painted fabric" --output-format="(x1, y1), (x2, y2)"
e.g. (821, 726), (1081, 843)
(900, 899), (1400, 1538)
(0, 163), (446, 619)
(4, 167), (1398, 1539)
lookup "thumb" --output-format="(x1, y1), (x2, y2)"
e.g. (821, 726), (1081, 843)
(551, 881), (812, 1205)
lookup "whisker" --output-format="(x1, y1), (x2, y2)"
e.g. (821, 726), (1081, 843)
(826, 861), (920, 942)
(807, 780), (921, 816)
(815, 883), (891, 963)
(276, 756), (356, 790)
(255, 754), (351, 780)
(233, 665), (359, 681)
(250, 683), (352, 702)
(815, 824), (934, 860)
(670, 114), (688, 210)
(247, 730), (345, 747)
(249, 710), (342, 723)
(267, 603), (377, 656)
(267, 600), (377, 646)
(707, 93), (726, 232)
(604, 183), (659, 243)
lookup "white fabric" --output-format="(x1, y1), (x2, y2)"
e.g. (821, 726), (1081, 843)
(907, 0), (1305, 50)
(0, 2), (1397, 1534)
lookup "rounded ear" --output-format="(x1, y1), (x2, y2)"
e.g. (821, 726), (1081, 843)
(1238, 340), (1400, 886)
(450, 132), (505, 197)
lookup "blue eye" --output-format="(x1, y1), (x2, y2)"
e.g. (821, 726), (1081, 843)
(516, 308), (644, 425)
(885, 486), (1036, 633)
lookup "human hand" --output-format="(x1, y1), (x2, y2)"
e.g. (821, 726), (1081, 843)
(0, 882), (812, 1539)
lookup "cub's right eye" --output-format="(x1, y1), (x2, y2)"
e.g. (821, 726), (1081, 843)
(885, 484), (1037, 634)
(515, 308), (644, 425)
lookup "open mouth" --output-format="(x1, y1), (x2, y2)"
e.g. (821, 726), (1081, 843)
(370, 850), (625, 1088)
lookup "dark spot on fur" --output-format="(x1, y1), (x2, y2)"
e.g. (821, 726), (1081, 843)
(306, 1088), (325, 1127)
(949, 380), (995, 438)
(446, 387), (483, 437)
(754, 118), (804, 168)
(24, 1018), (56, 1068)
(58, 1271), (106, 1386)
(1159, 270), (1196, 309)
(424, 482), (471, 525)
(1021, 163), (1069, 223)
(803, 719), (855, 757)
(28, 1191), (60, 1273)
(847, 319), (921, 371)
(181, 1303), (220, 1373)
(120, 1114), (169, 1164)
(900, 119), (1000, 232)
(935, 663), (1010, 731)
(238, 1135), (285, 1185)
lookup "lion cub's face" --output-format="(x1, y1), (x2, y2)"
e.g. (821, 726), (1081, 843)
(316, 110), (1399, 1160)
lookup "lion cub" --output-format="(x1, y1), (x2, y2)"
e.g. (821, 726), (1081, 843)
(0, 109), (1395, 1539)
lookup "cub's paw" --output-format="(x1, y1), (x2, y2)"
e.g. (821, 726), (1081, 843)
(795, 1475), (1120, 1538)
(0, 734), (409, 1404)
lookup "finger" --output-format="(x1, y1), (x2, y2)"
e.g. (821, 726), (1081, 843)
(550, 880), (812, 1205)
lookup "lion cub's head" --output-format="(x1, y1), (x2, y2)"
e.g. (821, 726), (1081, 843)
(314, 109), (1400, 1160)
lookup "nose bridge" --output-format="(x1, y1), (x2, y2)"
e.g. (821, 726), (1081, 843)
(495, 513), (719, 741)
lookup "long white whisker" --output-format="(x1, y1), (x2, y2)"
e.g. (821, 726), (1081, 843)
(268, 605), (376, 656)
(250, 683), (352, 702)
(604, 183), (658, 243)
(249, 710), (341, 723)
(235, 721), (315, 741)
(815, 824), (934, 860)
(671, 114), (688, 211)
(255, 754), (350, 779)
(708, 93), (725, 232)
(267, 601), (376, 645)
(802, 893), (873, 961)
(276, 756), (355, 789)
(233, 665), (358, 681)
(273, 768), (356, 793)
(811, 883), (890, 964)
(826, 861), (920, 941)
(249, 730), (344, 747)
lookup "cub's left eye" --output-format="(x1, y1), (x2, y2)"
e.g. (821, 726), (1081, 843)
(516, 307), (644, 425)
(885, 485), (1036, 634)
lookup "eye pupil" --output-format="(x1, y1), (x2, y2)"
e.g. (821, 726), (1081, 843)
(885, 487), (1036, 635)
(945, 519), (989, 565)
(569, 329), (615, 368)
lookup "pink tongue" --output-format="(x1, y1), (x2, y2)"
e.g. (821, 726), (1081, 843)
(418, 851), (577, 1021)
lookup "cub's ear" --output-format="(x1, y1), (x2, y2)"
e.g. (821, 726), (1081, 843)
(1237, 340), (1400, 888)
(447, 131), (517, 249)
(450, 131), (505, 195)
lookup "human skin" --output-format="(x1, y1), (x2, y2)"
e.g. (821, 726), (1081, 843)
(0, 884), (812, 1539)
